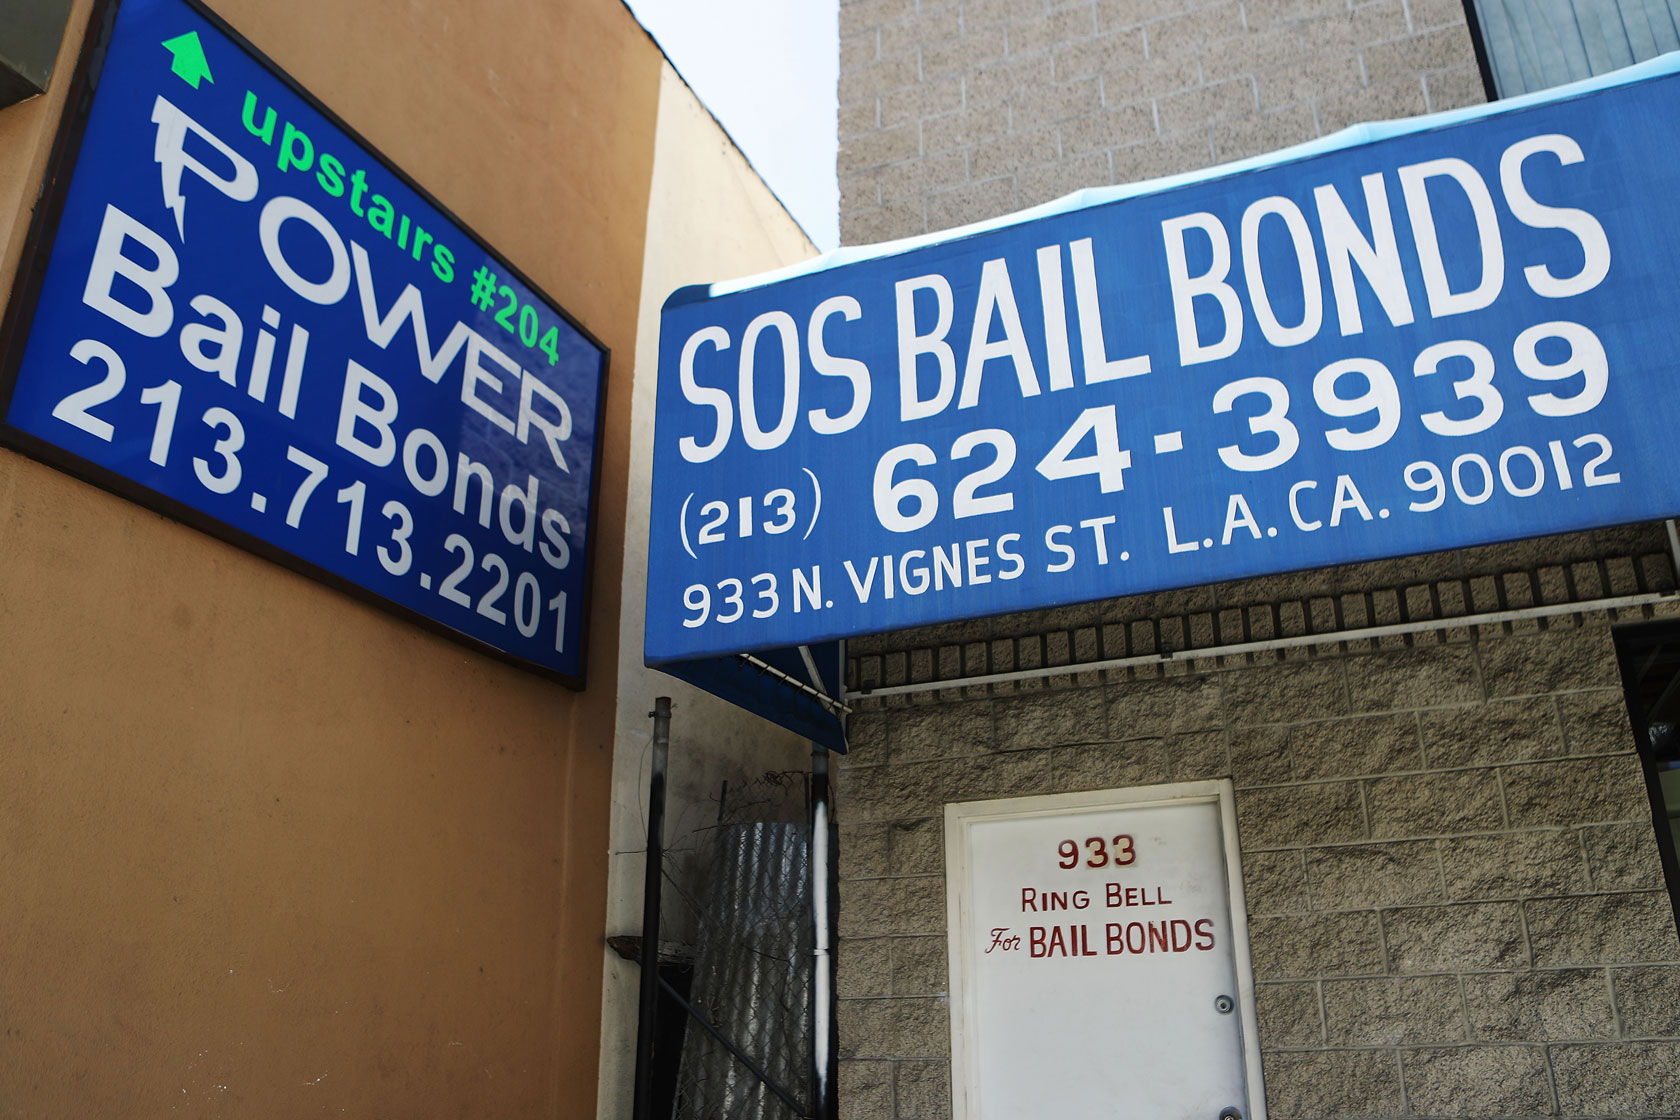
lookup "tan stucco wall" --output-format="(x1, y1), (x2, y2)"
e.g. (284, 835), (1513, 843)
(0, 0), (661, 1115)
(597, 59), (820, 1118)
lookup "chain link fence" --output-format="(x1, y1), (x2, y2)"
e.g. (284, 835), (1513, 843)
(668, 772), (813, 1120)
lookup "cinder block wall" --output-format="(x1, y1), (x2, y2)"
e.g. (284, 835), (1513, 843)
(840, 0), (1485, 245)
(834, 2), (1680, 1117)
(839, 583), (1680, 1117)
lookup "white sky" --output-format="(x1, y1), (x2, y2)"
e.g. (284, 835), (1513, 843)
(625, 0), (841, 251)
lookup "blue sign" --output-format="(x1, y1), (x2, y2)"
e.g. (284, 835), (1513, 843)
(648, 58), (1680, 665)
(1, 0), (606, 683)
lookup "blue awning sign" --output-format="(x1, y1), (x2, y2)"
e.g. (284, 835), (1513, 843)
(648, 55), (1680, 671)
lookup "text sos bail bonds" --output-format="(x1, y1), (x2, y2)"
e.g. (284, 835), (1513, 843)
(654, 113), (1641, 658)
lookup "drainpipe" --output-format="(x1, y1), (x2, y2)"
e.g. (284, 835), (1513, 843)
(631, 697), (671, 1120)
(810, 743), (838, 1120)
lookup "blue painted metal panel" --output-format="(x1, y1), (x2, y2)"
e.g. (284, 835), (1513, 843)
(0, 0), (606, 684)
(648, 56), (1680, 667)
(661, 643), (846, 752)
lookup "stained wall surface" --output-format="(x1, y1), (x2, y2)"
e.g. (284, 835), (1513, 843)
(598, 59), (820, 1119)
(833, 1), (1680, 1117)
(0, 0), (661, 1114)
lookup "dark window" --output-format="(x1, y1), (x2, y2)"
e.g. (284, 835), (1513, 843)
(1465, 0), (1680, 97)
(1614, 621), (1680, 923)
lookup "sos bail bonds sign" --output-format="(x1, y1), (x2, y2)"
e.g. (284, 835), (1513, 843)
(648, 57), (1680, 666)
(0, 0), (606, 683)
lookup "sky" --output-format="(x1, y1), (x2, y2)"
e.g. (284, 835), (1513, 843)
(624, 0), (841, 251)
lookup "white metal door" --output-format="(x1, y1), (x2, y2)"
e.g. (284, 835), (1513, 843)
(944, 781), (1264, 1120)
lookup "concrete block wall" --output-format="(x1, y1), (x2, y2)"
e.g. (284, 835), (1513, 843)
(836, 605), (1680, 1118)
(834, 4), (1680, 1117)
(839, 0), (1487, 246)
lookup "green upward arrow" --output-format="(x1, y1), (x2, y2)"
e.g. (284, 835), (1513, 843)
(161, 31), (212, 89)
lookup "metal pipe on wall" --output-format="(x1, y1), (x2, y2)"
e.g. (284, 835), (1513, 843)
(809, 744), (837, 1120)
(632, 697), (672, 1120)
(847, 592), (1678, 702)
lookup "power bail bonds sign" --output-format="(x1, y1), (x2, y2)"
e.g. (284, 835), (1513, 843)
(648, 58), (1680, 666)
(0, 0), (606, 684)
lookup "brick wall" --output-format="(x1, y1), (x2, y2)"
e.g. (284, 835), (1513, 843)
(840, 0), (1486, 246)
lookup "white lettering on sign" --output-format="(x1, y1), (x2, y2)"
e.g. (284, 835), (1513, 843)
(646, 72), (1674, 671)
(150, 94), (259, 240)
(84, 204), (179, 337)
(1160, 137), (1611, 368)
